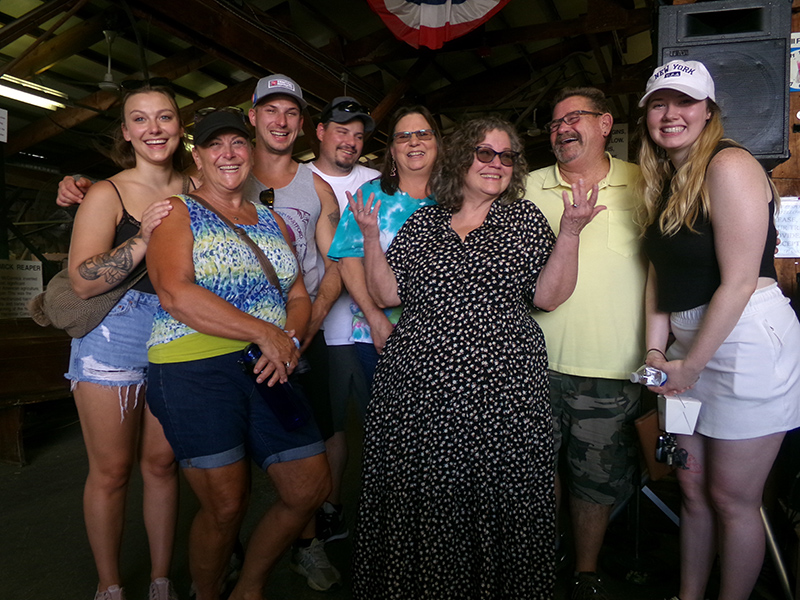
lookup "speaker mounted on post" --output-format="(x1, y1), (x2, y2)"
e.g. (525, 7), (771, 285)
(658, 0), (792, 170)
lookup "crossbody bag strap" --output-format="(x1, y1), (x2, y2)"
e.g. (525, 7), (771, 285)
(186, 193), (281, 290)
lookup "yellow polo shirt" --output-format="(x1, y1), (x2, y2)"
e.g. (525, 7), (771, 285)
(526, 154), (646, 380)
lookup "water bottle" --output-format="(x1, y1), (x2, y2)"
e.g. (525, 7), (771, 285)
(238, 343), (310, 431)
(630, 364), (667, 386)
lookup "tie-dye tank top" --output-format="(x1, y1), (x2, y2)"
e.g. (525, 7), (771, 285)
(148, 194), (299, 363)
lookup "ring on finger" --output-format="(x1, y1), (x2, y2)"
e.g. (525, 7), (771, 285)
(284, 361), (291, 369)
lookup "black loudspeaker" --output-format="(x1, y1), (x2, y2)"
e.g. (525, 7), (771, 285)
(658, 0), (792, 170)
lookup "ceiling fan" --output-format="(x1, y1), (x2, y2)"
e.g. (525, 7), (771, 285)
(97, 30), (118, 91)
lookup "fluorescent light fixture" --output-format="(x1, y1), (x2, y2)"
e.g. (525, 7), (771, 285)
(0, 75), (67, 111)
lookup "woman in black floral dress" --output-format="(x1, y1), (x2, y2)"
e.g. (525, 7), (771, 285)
(350, 116), (604, 599)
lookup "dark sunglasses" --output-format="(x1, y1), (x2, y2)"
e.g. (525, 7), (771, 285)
(259, 188), (275, 209)
(120, 77), (173, 91)
(474, 146), (520, 167)
(321, 100), (370, 123)
(193, 106), (246, 125)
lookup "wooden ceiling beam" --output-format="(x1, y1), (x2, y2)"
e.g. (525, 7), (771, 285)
(0, 0), (76, 51)
(342, 7), (651, 66)
(425, 37), (592, 112)
(177, 78), (258, 125)
(131, 0), (381, 108)
(371, 56), (432, 131)
(6, 9), (108, 80)
(5, 47), (210, 157)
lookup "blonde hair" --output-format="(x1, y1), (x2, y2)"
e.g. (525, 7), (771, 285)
(636, 100), (730, 235)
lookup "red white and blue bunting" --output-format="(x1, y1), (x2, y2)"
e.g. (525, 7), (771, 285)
(367, 0), (512, 50)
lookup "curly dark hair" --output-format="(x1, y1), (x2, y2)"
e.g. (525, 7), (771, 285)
(109, 82), (190, 171)
(430, 116), (528, 212)
(378, 105), (441, 195)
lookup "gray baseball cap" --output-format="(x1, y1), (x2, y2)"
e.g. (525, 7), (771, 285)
(252, 74), (307, 110)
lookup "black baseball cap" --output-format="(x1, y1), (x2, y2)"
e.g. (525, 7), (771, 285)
(320, 96), (374, 133)
(193, 109), (251, 146)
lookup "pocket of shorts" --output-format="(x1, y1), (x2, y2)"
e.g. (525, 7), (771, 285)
(730, 318), (779, 402)
(106, 296), (133, 317)
(606, 210), (639, 258)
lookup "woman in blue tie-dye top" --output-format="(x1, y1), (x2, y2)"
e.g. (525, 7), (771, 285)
(328, 105), (440, 382)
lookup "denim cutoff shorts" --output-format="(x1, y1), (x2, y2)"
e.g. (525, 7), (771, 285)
(147, 350), (325, 470)
(65, 289), (160, 388)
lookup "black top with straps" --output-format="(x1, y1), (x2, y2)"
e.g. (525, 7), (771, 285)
(643, 141), (778, 312)
(107, 177), (195, 295)
(108, 180), (157, 294)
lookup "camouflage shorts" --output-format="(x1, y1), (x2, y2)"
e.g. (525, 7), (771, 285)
(550, 371), (641, 505)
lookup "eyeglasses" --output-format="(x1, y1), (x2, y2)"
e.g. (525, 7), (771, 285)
(321, 100), (370, 123)
(474, 146), (520, 167)
(259, 188), (275, 209)
(194, 106), (246, 125)
(392, 129), (435, 143)
(545, 110), (604, 133)
(120, 77), (173, 91)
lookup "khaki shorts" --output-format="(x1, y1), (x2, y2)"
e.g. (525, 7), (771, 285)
(550, 371), (640, 505)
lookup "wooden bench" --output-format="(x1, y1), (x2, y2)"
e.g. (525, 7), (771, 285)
(0, 318), (72, 465)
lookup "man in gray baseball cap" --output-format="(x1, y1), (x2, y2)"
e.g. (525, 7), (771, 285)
(242, 74), (343, 594)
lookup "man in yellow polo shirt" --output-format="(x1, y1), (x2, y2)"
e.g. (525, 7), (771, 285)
(527, 87), (646, 600)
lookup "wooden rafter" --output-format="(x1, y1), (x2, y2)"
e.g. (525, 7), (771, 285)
(0, 0), (76, 50)
(341, 6), (651, 67)
(130, 0), (381, 109)
(6, 8), (107, 80)
(5, 47), (209, 157)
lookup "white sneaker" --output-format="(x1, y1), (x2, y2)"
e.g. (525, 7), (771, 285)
(149, 578), (178, 600)
(289, 538), (341, 591)
(94, 585), (126, 600)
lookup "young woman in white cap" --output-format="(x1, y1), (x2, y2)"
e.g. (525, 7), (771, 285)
(637, 60), (800, 600)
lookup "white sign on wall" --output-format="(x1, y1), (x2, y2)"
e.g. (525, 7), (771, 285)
(0, 108), (7, 144)
(776, 198), (800, 258)
(790, 33), (800, 92)
(0, 259), (43, 319)
(607, 123), (628, 162)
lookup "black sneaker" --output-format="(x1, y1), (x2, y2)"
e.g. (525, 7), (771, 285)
(316, 501), (349, 542)
(571, 572), (610, 600)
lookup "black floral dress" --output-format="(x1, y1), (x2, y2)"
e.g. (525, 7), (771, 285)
(353, 200), (557, 599)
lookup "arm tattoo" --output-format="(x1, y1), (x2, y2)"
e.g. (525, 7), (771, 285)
(77, 236), (139, 285)
(327, 210), (339, 229)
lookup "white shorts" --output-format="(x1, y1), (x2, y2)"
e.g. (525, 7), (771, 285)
(668, 283), (800, 440)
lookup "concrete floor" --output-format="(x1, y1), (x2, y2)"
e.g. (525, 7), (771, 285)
(0, 398), (791, 600)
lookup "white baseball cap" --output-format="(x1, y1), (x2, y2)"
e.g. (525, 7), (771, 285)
(639, 60), (716, 107)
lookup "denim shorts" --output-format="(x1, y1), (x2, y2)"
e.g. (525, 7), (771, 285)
(147, 350), (325, 470)
(65, 289), (160, 388)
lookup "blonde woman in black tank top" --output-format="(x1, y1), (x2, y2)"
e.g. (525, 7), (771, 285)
(637, 60), (800, 600)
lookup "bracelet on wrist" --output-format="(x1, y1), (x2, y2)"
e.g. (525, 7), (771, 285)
(646, 348), (667, 360)
(284, 331), (301, 349)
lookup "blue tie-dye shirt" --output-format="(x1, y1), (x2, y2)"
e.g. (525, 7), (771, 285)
(327, 179), (435, 344)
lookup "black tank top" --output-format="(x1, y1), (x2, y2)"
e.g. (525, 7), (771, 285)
(642, 141), (778, 312)
(107, 180), (156, 294)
